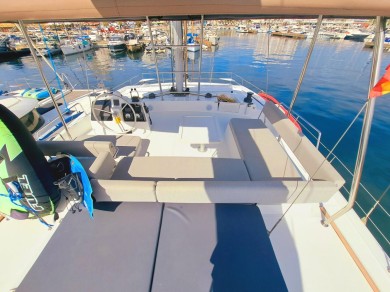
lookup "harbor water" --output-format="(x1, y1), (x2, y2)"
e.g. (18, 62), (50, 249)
(0, 31), (389, 253)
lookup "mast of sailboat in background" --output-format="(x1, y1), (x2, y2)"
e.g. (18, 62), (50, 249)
(17, 20), (72, 140)
(324, 16), (386, 225)
(288, 15), (323, 116)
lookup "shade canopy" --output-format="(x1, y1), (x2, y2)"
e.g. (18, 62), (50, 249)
(0, 0), (390, 22)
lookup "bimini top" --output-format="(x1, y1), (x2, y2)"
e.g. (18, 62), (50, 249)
(1, 0), (390, 22)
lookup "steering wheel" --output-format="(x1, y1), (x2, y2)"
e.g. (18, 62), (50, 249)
(91, 91), (137, 134)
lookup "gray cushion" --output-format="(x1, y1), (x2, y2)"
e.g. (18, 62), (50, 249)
(112, 156), (251, 181)
(18, 202), (163, 292)
(294, 137), (345, 187)
(229, 118), (301, 180)
(37, 140), (117, 157)
(91, 179), (157, 202)
(152, 204), (287, 291)
(156, 180), (340, 204)
(75, 135), (141, 156)
(78, 151), (116, 179)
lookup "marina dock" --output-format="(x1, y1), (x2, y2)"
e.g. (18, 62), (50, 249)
(364, 41), (390, 50)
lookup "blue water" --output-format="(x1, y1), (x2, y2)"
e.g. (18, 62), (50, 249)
(0, 31), (389, 253)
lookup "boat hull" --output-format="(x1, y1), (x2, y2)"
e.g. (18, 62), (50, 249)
(108, 43), (127, 53)
(187, 44), (200, 52)
(0, 48), (30, 61)
(61, 43), (93, 55)
(344, 34), (369, 42)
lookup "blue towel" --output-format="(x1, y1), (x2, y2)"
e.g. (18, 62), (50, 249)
(69, 155), (94, 218)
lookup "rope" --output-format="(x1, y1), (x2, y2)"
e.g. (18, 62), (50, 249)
(0, 191), (53, 228)
(269, 101), (368, 235)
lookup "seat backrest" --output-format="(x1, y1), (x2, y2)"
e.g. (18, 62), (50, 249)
(293, 137), (345, 187)
(38, 140), (117, 158)
(262, 101), (286, 124)
(262, 101), (303, 151)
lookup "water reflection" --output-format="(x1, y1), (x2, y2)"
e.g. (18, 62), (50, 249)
(127, 51), (144, 61)
(2, 57), (26, 69)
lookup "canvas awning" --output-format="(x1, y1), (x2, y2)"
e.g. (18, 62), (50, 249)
(0, 0), (389, 23)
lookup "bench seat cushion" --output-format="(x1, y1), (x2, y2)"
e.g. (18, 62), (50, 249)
(91, 179), (157, 202)
(156, 180), (340, 204)
(38, 140), (117, 157)
(74, 134), (141, 156)
(18, 202), (163, 292)
(112, 156), (251, 181)
(152, 204), (287, 291)
(229, 118), (301, 180)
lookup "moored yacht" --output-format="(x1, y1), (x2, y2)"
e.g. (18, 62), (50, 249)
(0, 2), (389, 292)
(60, 36), (93, 55)
(344, 29), (371, 41)
(108, 34), (127, 53)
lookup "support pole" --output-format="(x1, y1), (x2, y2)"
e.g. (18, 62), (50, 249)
(171, 21), (184, 93)
(146, 16), (164, 99)
(324, 16), (385, 225)
(288, 15), (323, 116)
(197, 15), (204, 100)
(17, 20), (72, 140)
(27, 41), (65, 83)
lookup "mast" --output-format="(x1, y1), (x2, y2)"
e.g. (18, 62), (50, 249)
(288, 15), (323, 115)
(324, 16), (385, 224)
(171, 21), (184, 92)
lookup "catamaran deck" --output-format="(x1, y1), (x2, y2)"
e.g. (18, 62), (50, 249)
(1, 91), (389, 291)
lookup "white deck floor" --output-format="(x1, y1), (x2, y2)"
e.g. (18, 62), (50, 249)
(261, 201), (370, 291)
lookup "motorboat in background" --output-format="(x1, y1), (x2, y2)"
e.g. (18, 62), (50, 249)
(344, 29), (371, 41)
(108, 35), (127, 53)
(0, 37), (30, 60)
(187, 32), (200, 52)
(235, 24), (249, 33)
(60, 36), (93, 55)
(125, 33), (145, 52)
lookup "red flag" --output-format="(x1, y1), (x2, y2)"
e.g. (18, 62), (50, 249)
(369, 64), (390, 98)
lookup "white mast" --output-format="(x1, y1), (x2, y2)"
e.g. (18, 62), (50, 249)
(171, 21), (184, 92)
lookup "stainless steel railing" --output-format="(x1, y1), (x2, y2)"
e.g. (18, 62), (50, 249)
(319, 140), (390, 254)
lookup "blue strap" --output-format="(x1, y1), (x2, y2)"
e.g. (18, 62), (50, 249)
(69, 155), (94, 218)
(0, 191), (53, 228)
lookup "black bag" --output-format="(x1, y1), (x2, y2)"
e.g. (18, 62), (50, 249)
(49, 156), (83, 203)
